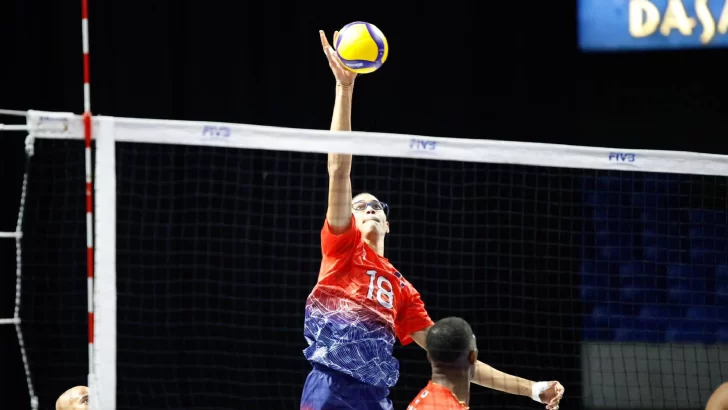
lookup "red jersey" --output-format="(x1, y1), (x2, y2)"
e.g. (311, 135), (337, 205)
(407, 381), (469, 410)
(303, 215), (434, 388)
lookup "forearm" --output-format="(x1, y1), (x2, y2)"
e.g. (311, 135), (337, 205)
(328, 84), (354, 175)
(325, 84), (354, 229)
(473, 361), (533, 397)
(330, 84), (353, 132)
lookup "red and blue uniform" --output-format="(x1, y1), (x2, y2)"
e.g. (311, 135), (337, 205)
(300, 215), (434, 410)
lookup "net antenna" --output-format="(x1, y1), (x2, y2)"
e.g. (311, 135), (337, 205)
(0, 110), (39, 410)
(81, 0), (100, 408)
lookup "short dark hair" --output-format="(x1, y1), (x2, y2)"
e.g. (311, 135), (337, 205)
(426, 317), (475, 364)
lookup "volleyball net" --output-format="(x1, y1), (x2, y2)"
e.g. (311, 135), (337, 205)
(4, 109), (728, 410)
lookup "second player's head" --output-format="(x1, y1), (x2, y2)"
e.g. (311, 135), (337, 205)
(426, 317), (477, 377)
(352, 192), (389, 239)
(55, 386), (89, 410)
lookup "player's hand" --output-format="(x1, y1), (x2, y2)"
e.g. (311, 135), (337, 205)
(539, 381), (564, 410)
(319, 30), (356, 87)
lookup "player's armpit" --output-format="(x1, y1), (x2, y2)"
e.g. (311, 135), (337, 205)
(321, 215), (359, 258)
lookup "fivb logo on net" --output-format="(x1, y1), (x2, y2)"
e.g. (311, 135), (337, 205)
(608, 152), (636, 163)
(202, 125), (231, 139)
(409, 138), (437, 152)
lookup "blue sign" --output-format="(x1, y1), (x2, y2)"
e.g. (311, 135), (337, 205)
(579, 0), (728, 51)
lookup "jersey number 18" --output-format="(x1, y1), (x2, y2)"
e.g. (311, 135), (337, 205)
(365, 270), (394, 309)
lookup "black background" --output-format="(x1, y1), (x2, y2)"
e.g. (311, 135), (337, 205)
(0, 0), (726, 409)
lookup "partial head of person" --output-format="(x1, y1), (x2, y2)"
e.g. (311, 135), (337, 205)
(706, 381), (728, 410)
(352, 192), (390, 239)
(426, 317), (478, 378)
(56, 386), (88, 410)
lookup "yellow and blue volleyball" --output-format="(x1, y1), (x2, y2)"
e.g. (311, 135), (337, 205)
(333, 22), (389, 74)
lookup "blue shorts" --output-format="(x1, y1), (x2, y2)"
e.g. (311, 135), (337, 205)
(300, 364), (393, 410)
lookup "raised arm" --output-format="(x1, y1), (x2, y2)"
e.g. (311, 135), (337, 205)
(320, 30), (357, 234)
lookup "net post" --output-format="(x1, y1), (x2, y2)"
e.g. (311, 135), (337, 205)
(92, 117), (116, 410)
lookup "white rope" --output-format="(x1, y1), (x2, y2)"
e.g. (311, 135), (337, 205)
(0, 232), (22, 238)
(14, 133), (38, 410)
(25, 133), (35, 157)
(0, 109), (28, 117)
(0, 124), (31, 131)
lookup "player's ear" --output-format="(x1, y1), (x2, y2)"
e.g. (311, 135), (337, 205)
(385, 221), (390, 234)
(468, 349), (477, 365)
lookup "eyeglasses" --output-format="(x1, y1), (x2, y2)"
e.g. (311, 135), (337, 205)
(352, 200), (389, 216)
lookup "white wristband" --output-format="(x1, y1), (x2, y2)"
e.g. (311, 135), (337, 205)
(531, 381), (550, 402)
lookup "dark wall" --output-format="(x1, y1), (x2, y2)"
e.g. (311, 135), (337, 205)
(0, 2), (725, 152)
(1, 0), (726, 409)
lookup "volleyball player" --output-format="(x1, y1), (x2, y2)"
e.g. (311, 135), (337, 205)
(55, 386), (88, 410)
(300, 30), (565, 410)
(407, 317), (561, 410)
(407, 317), (477, 409)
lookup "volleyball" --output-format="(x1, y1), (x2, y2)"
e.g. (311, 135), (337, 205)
(333, 22), (389, 74)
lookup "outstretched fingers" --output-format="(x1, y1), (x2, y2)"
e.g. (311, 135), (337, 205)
(319, 30), (340, 68)
(319, 29), (355, 85)
(319, 30), (331, 50)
